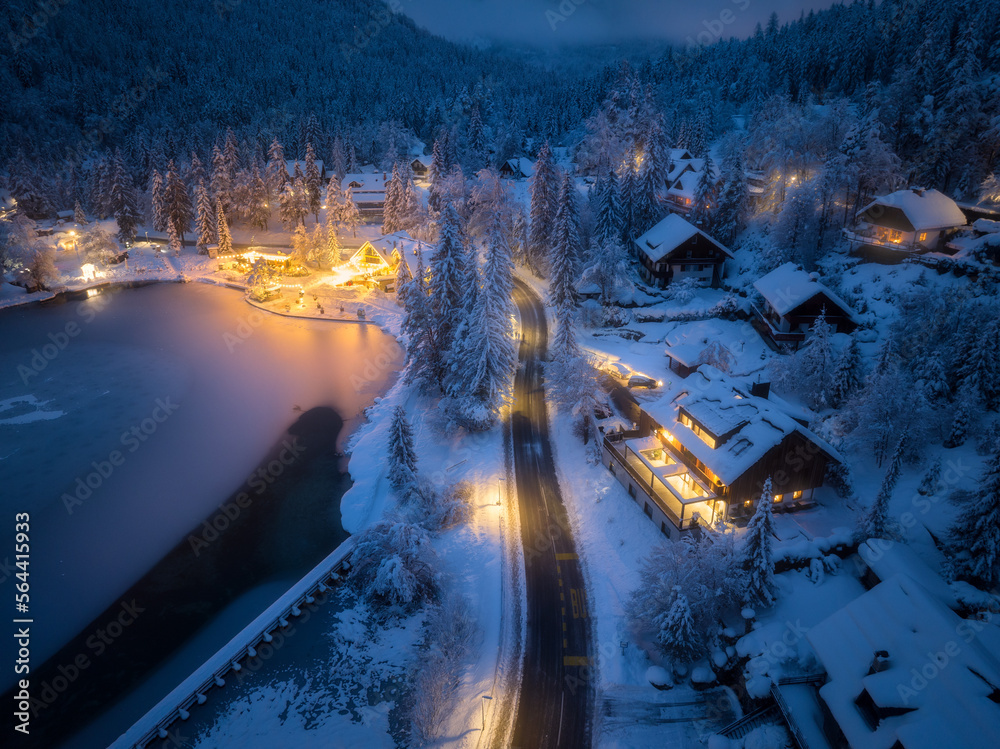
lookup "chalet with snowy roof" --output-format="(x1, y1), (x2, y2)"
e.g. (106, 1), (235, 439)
(346, 231), (433, 292)
(669, 147), (693, 162)
(631, 214), (732, 288)
(499, 157), (535, 179)
(752, 262), (859, 350)
(342, 172), (388, 217)
(602, 365), (840, 538)
(409, 155), (432, 178)
(844, 187), (967, 261)
(798, 573), (1000, 749)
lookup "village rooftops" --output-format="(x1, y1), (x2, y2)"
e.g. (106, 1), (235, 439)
(342, 172), (388, 194)
(633, 214), (732, 264)
(644, 365), (840, 486)
(753, 262), (860, 322)
(807, 573), (1000, 749)
(857, 187), (967, 233)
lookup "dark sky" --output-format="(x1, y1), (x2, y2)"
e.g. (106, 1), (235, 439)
(399, 0), (831, 47)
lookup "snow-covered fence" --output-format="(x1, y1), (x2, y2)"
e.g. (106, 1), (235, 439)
(112, 537), (356, 749)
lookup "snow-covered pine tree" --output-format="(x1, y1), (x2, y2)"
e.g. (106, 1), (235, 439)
(164, 160), (194, 245)
(210, 144), (232, 212)
(265, 137), (289, 198)
(382, 163), (403, 234)
(109, 152), (139, 246)
(167, 216), (181, 255)
(186, 152), (207, 192)
(401, 250), (439, 391)
(278, 180), (304, 230)
(796, 308), (835, 409)
(222, 128), (240, 187)
(330, 136), (346, 181)
(428, 136), (447, 213)
(291, 223), (309, 265)
(917, 457), (942, 497)
(595, 170), (622, 248)
(322, 208), (341, 266)
(945, 385), (976, 448)
(150, 169), (167, 232)
(654, 588), (702, 666)
(194, 182), (215, 254)
(528, 141), (559, 277)
(956, 318), (1000, 407)
(635, 159), (661, 233)
(387, 406), (418, 494)
(618, 147), (639, 244)
(949, 442), (1000, 586)
(549, 171), (581, 311)
(215, 197), (233, 255)
(858, 432), (906, 541)
(714, 145), (748, 244)
(304, 142), (322, 221)
(342, 187), (361, 237)
(451, 211), (516, 428)
(689, 153), (718, 231)
(245, 163), (270, 231)
(740, 478), (777, 607)
(73, 200), (87, 225)
(830, 333), (864, 407)
(429, 203), (467, 356)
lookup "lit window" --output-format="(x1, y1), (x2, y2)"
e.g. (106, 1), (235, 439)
(774, 493), (783, 502)
(918, 232), (928, 242)
(680, 413), (717, 449)
(794, 490), (803, 499)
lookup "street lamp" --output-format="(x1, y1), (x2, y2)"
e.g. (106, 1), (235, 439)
(497, 477), (504, 507)
(481, 694), (492, 731)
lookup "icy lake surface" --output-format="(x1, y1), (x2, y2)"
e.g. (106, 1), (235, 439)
(0, 283), (401, 673)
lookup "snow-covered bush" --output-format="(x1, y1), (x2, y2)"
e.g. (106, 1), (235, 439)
(425, 481), (474, 531)
(245, 258), (277, 301)
(628, 529), (743, 665)
(349, 520), (437, 611)
(408, 593), (479, 743)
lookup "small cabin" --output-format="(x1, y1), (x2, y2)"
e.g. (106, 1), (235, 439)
(410, 155), (432, 178)
(752, 262), (859, 349)
(845, 187), (966, 261)
(341, 172), (388, 217)
(632, 214), (732, 288)
(499, 157), (535, 180)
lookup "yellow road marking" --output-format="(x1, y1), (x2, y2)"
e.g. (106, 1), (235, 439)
(563, 622), (567, 631)
(560, 592), (565, 602)
(563, 638), (568, 648)
(555, 553), (577, 560)
(563, 656), (589, 666)
(561, 607), (566, 616)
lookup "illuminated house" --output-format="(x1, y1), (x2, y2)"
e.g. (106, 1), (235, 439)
(410, 155), (432, 178)
(341, 172), (388, 217)
(631, 213), (732, 288)
(844, 187), (966, 260)
(752, 262), (860, 350)
(602, 365), (839, 538)
(346, 231), (434, 292)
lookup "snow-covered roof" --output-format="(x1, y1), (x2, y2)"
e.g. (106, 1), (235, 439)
(753, 262), (859, 322)
(502, 157), (535, 178)
(633, 214), (732, 263)
(285, 159), (324, 177)
(368, 231), (435, 278)
(858, 540), (957, 607)
(644, 365), (840, 485)
(808, 573), (1000, 749)
(669, 148), (692, 161)
(666, 171), (702, 200)
(858, 188), (966, 232)
(342, 172), (388, 195)
(410, 155), (433, 169)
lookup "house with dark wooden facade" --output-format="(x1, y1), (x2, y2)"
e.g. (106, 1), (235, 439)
(844, 187), (967, 261)
(752, 262), (860, 349)
(632, 214), (732, 288)
(602, 365), (839, 539)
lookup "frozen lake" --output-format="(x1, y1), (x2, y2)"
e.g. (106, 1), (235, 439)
(0, 282), (401, 685)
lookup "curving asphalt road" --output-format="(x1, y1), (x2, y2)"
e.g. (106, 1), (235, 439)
(509, 278), (594, 749)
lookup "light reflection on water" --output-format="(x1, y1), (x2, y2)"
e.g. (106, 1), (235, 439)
(0, 283), (401, 667)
